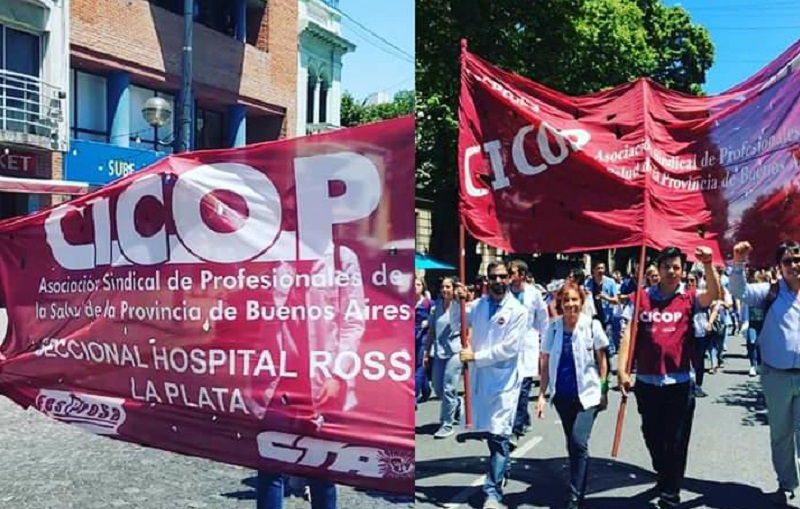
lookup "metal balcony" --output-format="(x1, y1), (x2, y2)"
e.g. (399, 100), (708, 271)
(321, 0), (339, 9)
(0, 69), (66, 150)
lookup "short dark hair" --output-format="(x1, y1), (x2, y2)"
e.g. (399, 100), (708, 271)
(592, 260), (606, 270)
(486, 260), (508, 276)
(656, 246), (684, 269)
(509, 259), (528, 276)
(776, 241), (800, 265)
(570, 268), (586, 284)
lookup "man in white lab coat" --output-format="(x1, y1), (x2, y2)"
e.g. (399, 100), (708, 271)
(508, 259), (549, 448)
(460, 261), (528, 509)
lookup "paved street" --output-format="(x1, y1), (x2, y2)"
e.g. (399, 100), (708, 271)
(0, 396), (412, 509)
(416, 335), (783, 509)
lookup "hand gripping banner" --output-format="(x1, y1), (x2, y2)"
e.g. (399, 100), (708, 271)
(459, 42), (800, 265)
(0, 117), (415, 494)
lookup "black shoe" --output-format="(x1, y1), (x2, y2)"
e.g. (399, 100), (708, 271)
(657, 492), (680, 509)
(769, 488), (795, 506)
(694, 388), (708, 398)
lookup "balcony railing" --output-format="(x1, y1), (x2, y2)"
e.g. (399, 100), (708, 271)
(321, 0), (339, 9)
(0, 69), (65, 148)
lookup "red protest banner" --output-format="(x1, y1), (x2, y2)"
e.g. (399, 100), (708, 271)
(0, 117), (415, 494)
(459, 42), (800, 266)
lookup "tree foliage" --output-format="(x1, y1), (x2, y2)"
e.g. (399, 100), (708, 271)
(340, 90), (414, 127)
(416, 0), (715, 266)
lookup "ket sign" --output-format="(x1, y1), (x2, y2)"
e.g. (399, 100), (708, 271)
(0, 151), (37, 174)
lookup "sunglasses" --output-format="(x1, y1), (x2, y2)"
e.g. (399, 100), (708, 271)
(781, 256), (800, 267)
(488, 273), (509, 281)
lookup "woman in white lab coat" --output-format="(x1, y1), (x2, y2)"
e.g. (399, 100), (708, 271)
(536, 281), (609, 509)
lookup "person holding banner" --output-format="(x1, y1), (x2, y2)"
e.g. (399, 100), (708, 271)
(617, 246), (720, 509)
(256, 243), (367, 509)
(509, 260), (549, 447)
(535, 281), (609, 509)
(458, 260), (528, 509)
(730, 240), (800, 506)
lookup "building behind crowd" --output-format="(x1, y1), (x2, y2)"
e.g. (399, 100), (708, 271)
(0, 0), (72, 219)
(297, 0), (354, 135)
(0, 0), (302, 219)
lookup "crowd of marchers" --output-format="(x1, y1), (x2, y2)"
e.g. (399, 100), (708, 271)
(415, 240), (800, 509)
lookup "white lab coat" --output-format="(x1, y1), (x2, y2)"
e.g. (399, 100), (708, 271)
(467, 293), (528, 436)
(541, 314), (609, 409)
(513, 285), (549, 378)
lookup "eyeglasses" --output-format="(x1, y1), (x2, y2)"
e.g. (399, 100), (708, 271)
(781, 256), (800, 267)
(488, 273), (509, 281)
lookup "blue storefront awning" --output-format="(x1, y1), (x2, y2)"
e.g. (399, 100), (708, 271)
(415, 252), (456, 270)
(65, 140), (166, 186)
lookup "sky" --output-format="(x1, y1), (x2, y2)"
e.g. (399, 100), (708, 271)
(336, 0), (415, 101)
(665, 0), (800, 94)
(331, 1), (800, 100)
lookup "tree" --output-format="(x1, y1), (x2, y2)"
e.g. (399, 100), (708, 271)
(340, 90), (414, 127)
(416, 0), (715, 272)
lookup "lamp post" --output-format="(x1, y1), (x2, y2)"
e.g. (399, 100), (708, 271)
(141, 96), (172, 151)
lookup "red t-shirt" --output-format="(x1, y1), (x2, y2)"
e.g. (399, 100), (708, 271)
(634, 287), (697, 376)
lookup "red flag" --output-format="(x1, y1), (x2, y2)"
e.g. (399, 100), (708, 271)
(459, 44), (800, 265)
(0, 117), (415, 494)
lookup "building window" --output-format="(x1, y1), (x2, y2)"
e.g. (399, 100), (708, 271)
(128, 85), (174, 153)
(319, 81), (328, 124)
(148, 0), (234, 38)
(195, 107), (224, 150)
(1, 24), (42, 134)
(306, 75), (316, 124)
(70, 70), (108, 142)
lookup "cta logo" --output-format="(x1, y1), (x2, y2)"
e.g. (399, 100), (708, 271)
(256, 431), (414, 480)
(639, 311), (684, 323)
(35, 389), (127, 436)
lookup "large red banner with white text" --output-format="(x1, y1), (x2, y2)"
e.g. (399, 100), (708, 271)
(459, 42), (800, 265)
(0, 117), (415, 493)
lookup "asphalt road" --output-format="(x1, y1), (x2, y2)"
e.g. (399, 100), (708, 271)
(416, 334), (784, 509)
(0, 396), (412, 509)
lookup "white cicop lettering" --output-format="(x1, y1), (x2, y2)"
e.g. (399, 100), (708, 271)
(295, 153), (381, 260)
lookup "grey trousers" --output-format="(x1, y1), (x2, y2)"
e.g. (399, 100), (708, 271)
(432, 354), (463, 426)
(761, 364), (800, 491)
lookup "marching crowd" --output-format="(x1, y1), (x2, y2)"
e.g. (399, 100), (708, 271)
(415, 240), (800, 509)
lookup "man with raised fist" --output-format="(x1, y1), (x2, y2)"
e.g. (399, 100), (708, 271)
(730, 240), (800, 507)
(617, 246), (720, 509)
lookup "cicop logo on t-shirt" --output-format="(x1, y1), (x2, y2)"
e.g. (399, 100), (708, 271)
(639, 310), (683, 323)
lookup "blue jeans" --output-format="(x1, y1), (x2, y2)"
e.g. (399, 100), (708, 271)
(415, 344), (431, 403)
(432, 355), (462, 426)
(553, 397), (598, 505)
(256, 472), (337, 509)
(513, 377), (533, 435)
(484, 434), (510, 502)
(709, 331), (726, 368)
(746, 326), (761, 368)
(609, 316), (622, 357)
(694, 336), (710, 388)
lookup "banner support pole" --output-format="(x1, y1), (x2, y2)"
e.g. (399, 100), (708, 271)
(611, 242), (648, 458)
(458, 38), (472, 429)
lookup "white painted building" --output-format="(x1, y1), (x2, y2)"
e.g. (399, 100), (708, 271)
(0, 0), (73, 219)
(365, 91), (390, 106)
(296, 0), (355, 136)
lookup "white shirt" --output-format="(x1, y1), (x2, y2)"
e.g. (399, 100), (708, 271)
(541, 314), (609, 409)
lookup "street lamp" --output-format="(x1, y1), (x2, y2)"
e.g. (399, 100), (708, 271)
(142, 97), (172, 128)
(142, 97), (172, 151)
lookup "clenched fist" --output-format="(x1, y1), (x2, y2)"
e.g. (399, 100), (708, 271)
(733, 241), (753, 263)
(695, 246), (714, 265)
